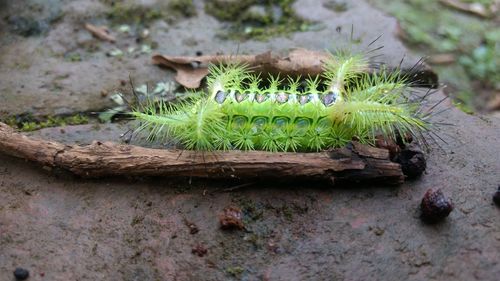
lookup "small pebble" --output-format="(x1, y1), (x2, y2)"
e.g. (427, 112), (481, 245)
(219, 206), (244, 230)
(493, 186), (500, 207)
(184, 219), (199, 234)
(421, 188), (453, 223)
(13, 267), (29, 280)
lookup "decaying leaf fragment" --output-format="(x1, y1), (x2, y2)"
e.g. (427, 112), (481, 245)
(151, 49), (333, 88)
(84, 23), (116, 43)
(152, 48), (438, 89)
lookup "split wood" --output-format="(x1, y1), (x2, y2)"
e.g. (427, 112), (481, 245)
(0, 122), (425, 185)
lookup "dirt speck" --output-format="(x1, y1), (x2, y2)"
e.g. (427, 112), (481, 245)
(184, 218), (200, 234)
(191, 244), (208, 257)
(1, 0), (500, 280)
(219, 206), (244, 230)
(13, 267), (30, 280)
(493, 186), (500, 207)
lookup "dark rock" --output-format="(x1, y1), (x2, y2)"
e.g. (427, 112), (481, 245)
(13, 267), (29, 280)
(421, 189), (453, 223)
(395, 148), (426, 179)
(219, 206), (244, 230)
(493, 186), (500, 207)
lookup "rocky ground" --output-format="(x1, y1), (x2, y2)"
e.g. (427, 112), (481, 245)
(0, 0), (499, 280)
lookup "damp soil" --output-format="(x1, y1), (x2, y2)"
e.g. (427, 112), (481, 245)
(1, 0), (499, 280)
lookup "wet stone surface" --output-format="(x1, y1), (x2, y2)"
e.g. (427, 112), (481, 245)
(1, 0), (499, 280)
(2, 96), (500, 281)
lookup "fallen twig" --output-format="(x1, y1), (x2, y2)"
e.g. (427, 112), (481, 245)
(0, 122), (425, 185)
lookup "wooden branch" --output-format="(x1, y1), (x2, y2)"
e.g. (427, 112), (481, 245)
(0, 122), (425, 185)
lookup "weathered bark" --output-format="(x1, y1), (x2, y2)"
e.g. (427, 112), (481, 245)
(0, 122), (420, 185)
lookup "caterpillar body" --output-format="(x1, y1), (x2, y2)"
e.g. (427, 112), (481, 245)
(132, 51), (429, 152)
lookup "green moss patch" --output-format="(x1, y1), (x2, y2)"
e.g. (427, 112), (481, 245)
(226, 266), (244, 277)
(205, 0), (314, 41)
(3, 113), (89, 132)
(105, 0), (196, 25)
(370, 0), (499, 112)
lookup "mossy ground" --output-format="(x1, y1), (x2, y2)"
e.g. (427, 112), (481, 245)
(3, 113), (89, 132)
(369, 0), (499, 113)
(205, 0), (315, 41)
(104, 0), (196, 25)
(1, 1), (500, 280)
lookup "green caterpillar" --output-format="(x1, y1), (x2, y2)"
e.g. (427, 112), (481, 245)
(131, 51), (429, 152)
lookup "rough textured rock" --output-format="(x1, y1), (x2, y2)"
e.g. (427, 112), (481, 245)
(0, 0), (499, 280)
(1, 96), (499, 280)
